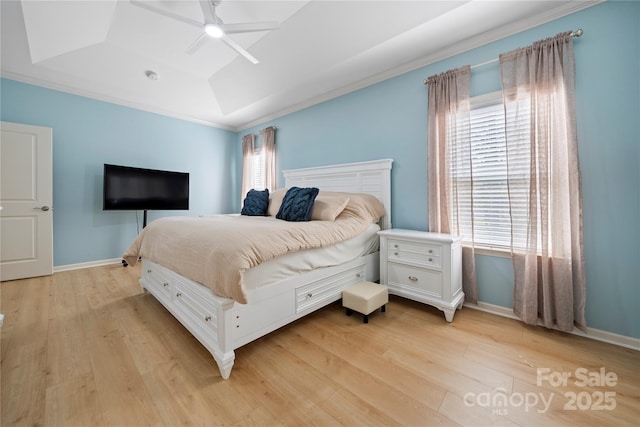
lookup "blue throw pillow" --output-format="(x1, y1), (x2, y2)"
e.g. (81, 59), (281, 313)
(241, 189), (270, 216)
(276, 187), (320, 222)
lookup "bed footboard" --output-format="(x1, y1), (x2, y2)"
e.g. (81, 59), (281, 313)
(140, 260), (236, 378)
(139, 254), (379, 379)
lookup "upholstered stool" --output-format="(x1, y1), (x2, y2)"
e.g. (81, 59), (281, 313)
(342, 281), (388, 324)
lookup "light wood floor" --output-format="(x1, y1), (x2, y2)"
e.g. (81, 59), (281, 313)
(2, 263), (639, 426)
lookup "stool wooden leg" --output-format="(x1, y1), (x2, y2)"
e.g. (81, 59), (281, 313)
(363, 314), (368, 324)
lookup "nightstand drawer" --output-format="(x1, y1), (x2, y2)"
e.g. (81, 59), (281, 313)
(387, 262), (442, 296)
(388, 239), (442, 257)
(388, 240), (442, 269)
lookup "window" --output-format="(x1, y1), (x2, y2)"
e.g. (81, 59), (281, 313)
(250, 147), (266, 190)
(448, 91), (531, 252)
(241, 126), (275, 202)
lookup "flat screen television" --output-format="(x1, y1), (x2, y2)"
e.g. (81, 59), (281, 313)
(103, 164), (189, 214)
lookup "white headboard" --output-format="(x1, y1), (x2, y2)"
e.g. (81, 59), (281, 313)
(283, 159), (393, 230)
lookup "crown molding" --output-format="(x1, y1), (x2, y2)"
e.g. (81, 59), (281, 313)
(238, 1), (603, 131)
(1, 71), (239, 132)
(3, 1), (603, 133)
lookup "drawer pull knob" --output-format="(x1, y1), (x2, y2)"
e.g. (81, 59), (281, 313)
(163, 282), (169, 287)
(428, 249), (433, 254)
(176, 292), (182, 297)
(147, 269), (152, 274)
(205, 315), (212, 322)
(307, 292), (313, 298)
(408, 276), (418, 282)
(429, 258), (433, 262)
(394, 244), (398, 248)
(394, 252), (398, 256)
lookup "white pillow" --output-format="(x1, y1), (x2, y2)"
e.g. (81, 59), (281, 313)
(267, 188), (288, 216)
(311, 194), (350, 221)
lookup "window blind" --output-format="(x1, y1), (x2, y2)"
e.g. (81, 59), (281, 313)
(448, 92), (532, 251)
(251, 148), (266, 190)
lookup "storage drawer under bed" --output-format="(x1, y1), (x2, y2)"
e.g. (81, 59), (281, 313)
(295, 264), (366, 314)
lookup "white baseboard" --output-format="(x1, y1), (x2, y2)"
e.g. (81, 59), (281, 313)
(53, 258), (123, 273)
(464, 301), (640, 352)
(49, 260), (640, 352)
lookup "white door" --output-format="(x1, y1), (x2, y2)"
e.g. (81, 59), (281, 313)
(0, 121), (53, 281)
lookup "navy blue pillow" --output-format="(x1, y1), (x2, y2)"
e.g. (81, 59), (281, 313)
(241, 189), (270, 216)
(276, 187), (319, 222)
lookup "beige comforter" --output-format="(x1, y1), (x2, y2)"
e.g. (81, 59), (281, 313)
(123, 194), (385, 304)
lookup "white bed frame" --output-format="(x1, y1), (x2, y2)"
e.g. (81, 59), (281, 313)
(139, 159), (393, 379)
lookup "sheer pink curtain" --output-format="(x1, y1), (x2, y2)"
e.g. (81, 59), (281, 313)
(259, 126), (276, 191)
(500, 32), (586, 331)
(241, 133), (255, 201)
(427, 65), (478, 304)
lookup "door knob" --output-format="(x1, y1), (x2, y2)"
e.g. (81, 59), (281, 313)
(34, 206), (51, 211)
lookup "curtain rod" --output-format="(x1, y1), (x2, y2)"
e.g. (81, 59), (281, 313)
(423, 29), (583, 85)
(243, 126), (277, 138)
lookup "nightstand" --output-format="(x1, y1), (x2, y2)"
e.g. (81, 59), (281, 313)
(378, 229), (464, 322)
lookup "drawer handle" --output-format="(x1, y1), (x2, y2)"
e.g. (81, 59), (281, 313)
(394, 252), (398, 256)
(394, 244), (398, 248)
(147, 269), (152, 274)
(429, 258), (433, 262)
(408, 276), (418, 282)
(307, 292), (313, 298)
(163, 282), (169, 287)
(428, 249), (433, 254)
(176, 292), (182, 298)
(205, 315), (211, 322)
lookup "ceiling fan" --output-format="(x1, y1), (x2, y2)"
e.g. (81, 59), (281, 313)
(130, 0), (279, 64)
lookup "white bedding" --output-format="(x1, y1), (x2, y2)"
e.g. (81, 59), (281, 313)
(124, 192), (386, 303)
(243, 222), (380, 289)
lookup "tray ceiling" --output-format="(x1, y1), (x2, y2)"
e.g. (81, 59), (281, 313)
(1, 1), (599, 130)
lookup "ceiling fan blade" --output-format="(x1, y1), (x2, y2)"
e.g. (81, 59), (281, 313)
(130, 0), (203, 29)
(220, 21), (280, 35)
(185, 32), (208, 55)
(220, 35), (259, 64)
(198, 0), (216, 24)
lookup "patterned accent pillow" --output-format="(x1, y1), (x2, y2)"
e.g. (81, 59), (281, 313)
(276, 187), (320, 221)
(241, 189), (270, 216)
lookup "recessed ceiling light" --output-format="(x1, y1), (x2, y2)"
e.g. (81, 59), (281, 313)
(145, 70), (159, 81)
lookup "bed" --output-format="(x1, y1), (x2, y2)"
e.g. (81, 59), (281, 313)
(125, 159), (393, 379)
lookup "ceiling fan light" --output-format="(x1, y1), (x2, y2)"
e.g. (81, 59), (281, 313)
(204, 23), (223, 38)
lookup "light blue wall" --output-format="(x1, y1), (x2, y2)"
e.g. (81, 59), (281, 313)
(242, 2), (640, 338)
(1, 78), (238, 266)
(2, 2), (637, 339)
